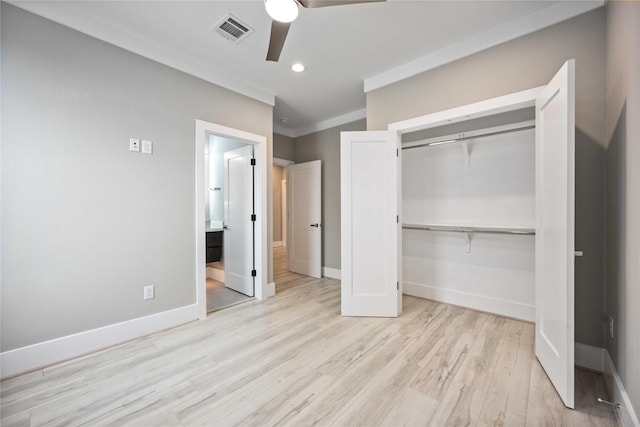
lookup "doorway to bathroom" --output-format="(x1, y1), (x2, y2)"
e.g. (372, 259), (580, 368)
(204, 135), (255, 312)
(195, 120), (270, 319)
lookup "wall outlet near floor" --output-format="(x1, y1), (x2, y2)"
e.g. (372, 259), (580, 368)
(609, 316), (615, 339)
(143, 285), (155, 300)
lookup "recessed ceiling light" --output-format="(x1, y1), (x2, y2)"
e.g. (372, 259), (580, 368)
(291, 63), (305, 73)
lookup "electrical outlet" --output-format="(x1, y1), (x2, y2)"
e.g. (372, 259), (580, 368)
(609, 316), (614, 339)
(144, 285), (155, 300)
(130, 138), (140, 152)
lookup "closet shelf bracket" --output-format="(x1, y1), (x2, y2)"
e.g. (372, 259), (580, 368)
(461, 140), (473, 167)
(463, 231), (472, 253)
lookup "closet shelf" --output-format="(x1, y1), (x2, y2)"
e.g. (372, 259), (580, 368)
(402, 223), (535, 235)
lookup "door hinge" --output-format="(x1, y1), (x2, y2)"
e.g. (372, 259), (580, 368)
(396, 148), (399, 157)
(250, 158), (256, 166)
(396, 215), (399, 224)
(251, 214), (256, 222)
(251, 269), (257, 277)
(397, 282), (399, 290)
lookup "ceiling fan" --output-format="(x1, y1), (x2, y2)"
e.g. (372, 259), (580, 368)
(264, 0), (386, 62)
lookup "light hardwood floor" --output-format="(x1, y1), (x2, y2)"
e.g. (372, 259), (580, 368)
(1, 247), (618, 426)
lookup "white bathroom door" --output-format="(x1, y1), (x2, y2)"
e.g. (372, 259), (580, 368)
(288, 160), (322, 278)
(535, 59), (575, 409)
(224, 145), (255, 297)
(340, 131), (401, 317)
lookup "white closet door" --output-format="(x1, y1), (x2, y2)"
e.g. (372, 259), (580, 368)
(535, 59), (575, 409)
(340, 131), (401, 317)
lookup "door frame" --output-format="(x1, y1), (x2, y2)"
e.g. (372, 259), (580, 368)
(195, 120), (268, 319)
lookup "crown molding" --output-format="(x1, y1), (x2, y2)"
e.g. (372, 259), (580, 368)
(273, 125), (296, 138)
(292, 108), (366, 138)
(364, 0), (604, 93)
(8, 1), (276, 107)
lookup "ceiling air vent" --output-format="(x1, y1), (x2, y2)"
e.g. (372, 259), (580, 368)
(215, 14), (254, 43)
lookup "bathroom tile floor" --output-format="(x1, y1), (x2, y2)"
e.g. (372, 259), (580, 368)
(206, 278), (253, 312)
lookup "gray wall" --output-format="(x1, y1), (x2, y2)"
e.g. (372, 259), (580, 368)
(605, 1), (640, 413)
(367, 9), (607, 348)
(1, 4), (273, 351)
(274, 133), (295, 161)
(272, 165), (284, 243)
(294, 119), (366, 270)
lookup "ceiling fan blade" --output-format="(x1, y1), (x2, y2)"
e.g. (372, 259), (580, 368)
(298, 0), (385, 8)
(266, 21), (291, 62)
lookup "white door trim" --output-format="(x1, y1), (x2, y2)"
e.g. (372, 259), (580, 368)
(195, 120), (269, 319)
(388, 86), (543, 134)
(273, 157), (294, 167)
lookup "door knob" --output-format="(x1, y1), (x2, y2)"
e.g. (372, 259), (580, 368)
(223, 224), (229, 230)
(310, 223), (320, 228)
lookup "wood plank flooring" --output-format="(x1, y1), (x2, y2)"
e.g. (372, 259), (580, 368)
(1, 247), (618, 426)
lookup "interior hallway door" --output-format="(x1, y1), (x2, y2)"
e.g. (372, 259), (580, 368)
(288, 160), (322, 278)
(224, 145), (255, 297)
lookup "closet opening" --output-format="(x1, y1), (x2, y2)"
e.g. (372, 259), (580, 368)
(400, 107), (537, 322)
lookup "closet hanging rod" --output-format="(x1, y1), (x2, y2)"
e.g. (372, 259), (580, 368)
(402, 223), (535, 235)
(401, 120), (535, 151)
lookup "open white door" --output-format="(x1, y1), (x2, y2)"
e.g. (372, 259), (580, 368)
(288, 161), (322, 278)
(224, 145), (255, 297)
(341, 131), (401, 317)
(535, 59), (575, 408)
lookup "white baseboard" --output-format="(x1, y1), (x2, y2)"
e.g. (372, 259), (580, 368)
(265, 282), (276, 298)
(322, 267), (341, 280)
(575, 343), (639, 427)
(0, 304), (199, 379)
(206, 266), (225, 282)
(403, 281), (534, 322)
(273, 241), (283, 248)
(575, 342), (607, 371)
(603, 350), (640, 427)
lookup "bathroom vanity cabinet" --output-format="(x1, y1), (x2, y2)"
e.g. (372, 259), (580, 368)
(206, 231), (223, 263)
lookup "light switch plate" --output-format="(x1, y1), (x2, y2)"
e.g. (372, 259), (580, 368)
(141, 140), (153, 154)
(143, 285), (154, 300)
(129, 138), (140, 152)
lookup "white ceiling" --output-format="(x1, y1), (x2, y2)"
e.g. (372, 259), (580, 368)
(12, 0), (603, 136)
